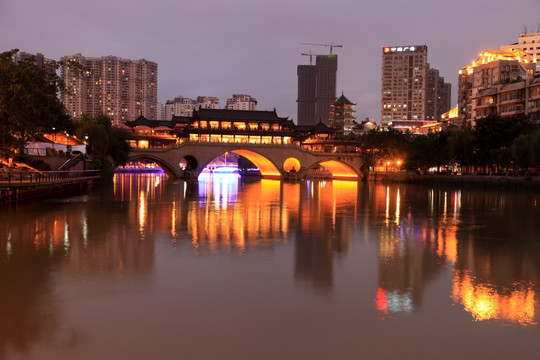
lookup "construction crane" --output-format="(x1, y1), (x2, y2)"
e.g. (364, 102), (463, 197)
(300, 42), (343, 55)
(300, 51), (322, 65)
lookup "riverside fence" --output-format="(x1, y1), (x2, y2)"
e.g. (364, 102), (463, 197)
(0, 170), (100, 187)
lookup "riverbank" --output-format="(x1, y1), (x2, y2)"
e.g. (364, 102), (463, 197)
(369, 171), (540, 190)
(0, 169), (101, 206)
(0, 179), (100, 205)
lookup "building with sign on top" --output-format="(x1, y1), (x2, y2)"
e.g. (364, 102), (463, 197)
(381, 45), (451, 128)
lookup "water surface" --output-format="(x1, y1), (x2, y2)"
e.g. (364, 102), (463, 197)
(1, 173), (539, 359)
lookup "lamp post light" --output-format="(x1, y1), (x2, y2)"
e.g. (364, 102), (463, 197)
(386, 161), (390, 172)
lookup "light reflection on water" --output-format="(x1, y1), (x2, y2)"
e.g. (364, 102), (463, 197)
(0, 173), (539, 359)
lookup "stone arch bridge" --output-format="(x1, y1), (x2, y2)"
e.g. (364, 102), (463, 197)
(128, 142), (365, 181)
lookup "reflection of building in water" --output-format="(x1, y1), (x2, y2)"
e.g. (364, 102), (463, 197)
(376, 186), (460, 315)
(372, 185), (539, 325)
(0, 207), (75, 356)
(452, 271), (536, 325)
(450, 191), (540, 325)
(0, 185), (156, 357)
(182, 175), (360, 293)
(294, 180), (357, 293)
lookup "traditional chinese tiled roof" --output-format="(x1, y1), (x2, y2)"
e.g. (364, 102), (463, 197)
(125, 116), (175, 129)
(172, 115), (191, 124)
(311, 121), (337, 132)
(195, 108), (288, 122)
(333, 93), (355, 106)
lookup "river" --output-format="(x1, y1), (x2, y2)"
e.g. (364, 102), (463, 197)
(1, 173), (539, 359)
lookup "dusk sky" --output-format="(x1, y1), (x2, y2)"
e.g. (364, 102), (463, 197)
(2, 0), (540, 123)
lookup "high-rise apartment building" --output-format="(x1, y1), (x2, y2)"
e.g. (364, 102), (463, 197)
(457, 49), (537, 126)
(501, 30), (540, 70)
(61, 54), (157, 126)
(159, 96), (220, 120)
(225, 94), (257, 111)
(297, 65), (317, 125)
(156, 103), (165, 121)
(12, 51), (48, 66)
(197, 96), (220, 110)
(381, 45), (451, 126)
(297, 55), (337, 126)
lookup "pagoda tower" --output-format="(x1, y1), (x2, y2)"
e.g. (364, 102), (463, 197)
(329, 92), (356, 133)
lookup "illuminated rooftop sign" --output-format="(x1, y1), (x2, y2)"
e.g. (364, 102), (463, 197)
(383, 46), (417, 53)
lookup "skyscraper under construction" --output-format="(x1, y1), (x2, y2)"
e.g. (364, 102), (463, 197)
(297, 54), (337, 126)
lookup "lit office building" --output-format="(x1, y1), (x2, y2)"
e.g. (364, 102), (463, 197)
(381, 45), (451, 127)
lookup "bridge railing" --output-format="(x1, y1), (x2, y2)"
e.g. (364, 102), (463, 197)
(131, 140), (362, 155)
(0, 170), (100, 186)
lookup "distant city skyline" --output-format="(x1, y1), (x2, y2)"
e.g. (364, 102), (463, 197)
(1, 0), (539, 123)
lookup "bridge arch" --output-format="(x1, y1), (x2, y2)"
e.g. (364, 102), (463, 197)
(179, 155), (198, 171)
(128, 143), (365, 181)
(126, 154), (179, 179)
(194, 148), (282, 179)
(300, 159), (361, 180)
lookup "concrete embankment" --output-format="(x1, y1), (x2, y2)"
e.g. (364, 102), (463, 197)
(367, 172), (540, 189)
(0, 179), (100, 205)
(0, 169), (101, 205)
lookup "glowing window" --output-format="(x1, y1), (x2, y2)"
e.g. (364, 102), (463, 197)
(234, 122), (246, 130)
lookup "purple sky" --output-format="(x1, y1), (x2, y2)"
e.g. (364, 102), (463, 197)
(2, 0), (540, 123)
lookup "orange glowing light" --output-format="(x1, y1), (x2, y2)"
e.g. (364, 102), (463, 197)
(283, 157), (301, 172)
(232, 149), (281, 179)
(318, 160), (359, 180)
(452, 272), (537, 325)
(460, 49), (535, 76)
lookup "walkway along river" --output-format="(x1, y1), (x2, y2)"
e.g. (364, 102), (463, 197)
(0, 169), (100, 204)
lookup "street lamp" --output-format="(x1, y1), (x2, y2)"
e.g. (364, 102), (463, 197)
(386, 161), (390, 172)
